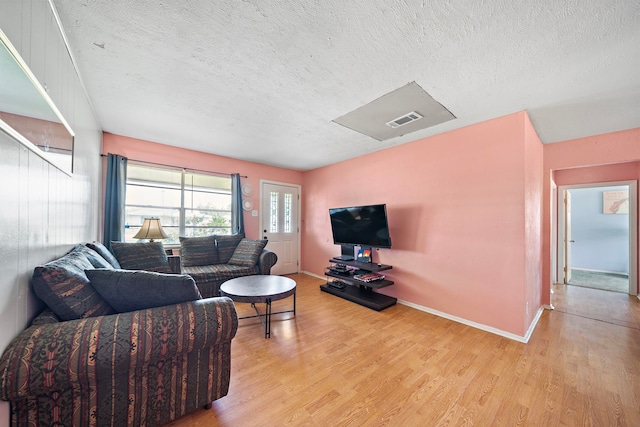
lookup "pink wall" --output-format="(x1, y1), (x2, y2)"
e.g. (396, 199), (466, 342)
(102, 123), (640, 338)
(303, 112), (540, 336)
(523, 113), (544, 332)
(102, 133), (303, 239)
(542, 128), (640, 303)
(554, 162), (640, 186)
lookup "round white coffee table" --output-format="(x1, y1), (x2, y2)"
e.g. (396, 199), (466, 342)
(220, 275), (296, 338)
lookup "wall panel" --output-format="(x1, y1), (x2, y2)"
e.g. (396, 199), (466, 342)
(302, 112), (535, 337)
(0, 2), (102, 424)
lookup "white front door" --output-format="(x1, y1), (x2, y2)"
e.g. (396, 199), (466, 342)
(260, 181), (300, 275)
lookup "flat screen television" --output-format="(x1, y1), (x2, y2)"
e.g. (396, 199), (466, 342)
(329, 204), (392, 249)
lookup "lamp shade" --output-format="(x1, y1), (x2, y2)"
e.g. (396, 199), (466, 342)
(133, 218), (168, 241)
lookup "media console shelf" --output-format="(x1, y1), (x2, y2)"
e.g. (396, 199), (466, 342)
(320, 258), (397, 311)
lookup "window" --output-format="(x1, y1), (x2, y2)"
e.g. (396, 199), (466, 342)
(284, 193), (292, 233)
(125, 163), (232, 243)
(269, 191), (278, 233)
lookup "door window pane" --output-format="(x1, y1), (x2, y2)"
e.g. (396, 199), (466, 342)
(270, 191), (279, 233)
(284, 193), (292, 233)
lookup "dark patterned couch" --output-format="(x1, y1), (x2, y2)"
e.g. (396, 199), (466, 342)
(175, 234), (278, 298)
(0, 242), (238, 427)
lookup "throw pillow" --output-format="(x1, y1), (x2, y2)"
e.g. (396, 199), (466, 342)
(110, 241), (172, 273)
(32, 251), (115, 321)
(72, 244), (114, 269)
(86, 269), (202, 313)
(179, 235), (219, 266)
(215, 234), (245, 264)
(86, 241), (121, 269)
(228, 238), (267, 267)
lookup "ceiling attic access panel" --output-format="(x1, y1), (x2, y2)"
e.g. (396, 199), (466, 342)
(332, 82), (456, 141)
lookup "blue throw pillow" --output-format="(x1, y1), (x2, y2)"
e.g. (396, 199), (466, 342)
(86, 241), (121, 269)
(215, 234), (245, 264)
(228, 239), (267, 267)
(110, 241), (172, 273)
(32, 251), (115, 320)
(179, 235), (219, 266)
(86, 269), (202, 313)
(72, 244), (114, 269)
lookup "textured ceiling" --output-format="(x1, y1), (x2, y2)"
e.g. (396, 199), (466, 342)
(51, 0), (640, 170)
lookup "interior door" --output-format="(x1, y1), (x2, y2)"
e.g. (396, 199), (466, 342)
(564, 190), (573, 284)
(261, 182), (300, 275)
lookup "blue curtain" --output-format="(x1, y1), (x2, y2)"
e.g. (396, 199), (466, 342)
(103, 154), (127, 248)
(231, 173), (245, 235)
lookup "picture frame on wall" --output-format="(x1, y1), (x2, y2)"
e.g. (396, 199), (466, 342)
(603, 190), (629, 214)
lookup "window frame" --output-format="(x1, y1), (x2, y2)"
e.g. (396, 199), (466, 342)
(124, 163), (233, 243)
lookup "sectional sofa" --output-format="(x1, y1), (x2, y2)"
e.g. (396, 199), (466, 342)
(0, 241), (238, 427)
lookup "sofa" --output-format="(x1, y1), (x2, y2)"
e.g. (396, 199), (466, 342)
(0, 242), (238, 427)
(173, 234), (278, 298)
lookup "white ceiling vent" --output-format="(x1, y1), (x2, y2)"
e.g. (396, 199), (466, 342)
(333, 82), (456, 141)
(385, 111), (423, 129)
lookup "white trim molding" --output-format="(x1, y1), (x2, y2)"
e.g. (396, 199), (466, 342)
(397, 299), (545, 344)
(307, 270), (547, 343)
(302, 270), (325, 281)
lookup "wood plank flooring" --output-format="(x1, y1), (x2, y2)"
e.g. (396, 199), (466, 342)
(553, 283), (640, 330)
(166, 274), (640, 426)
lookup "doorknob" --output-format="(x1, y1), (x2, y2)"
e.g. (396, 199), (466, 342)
(570, 240), (575, 243)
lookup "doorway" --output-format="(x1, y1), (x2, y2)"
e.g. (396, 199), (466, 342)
(260, 180), (301, 275)
(556, 181), (637, 296)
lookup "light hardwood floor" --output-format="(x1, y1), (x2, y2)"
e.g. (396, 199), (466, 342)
(166, 274), (640, 426)
(552, 282), (640, 330)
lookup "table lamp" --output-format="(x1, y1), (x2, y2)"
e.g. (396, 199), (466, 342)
(133, 217), (168, 242)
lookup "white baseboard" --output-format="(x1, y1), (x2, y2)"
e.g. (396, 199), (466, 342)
(397, 299), (545, 344)
(524, 306), (546, 342)
(301, 270), (325, 281)
(302, 271), (545, 343)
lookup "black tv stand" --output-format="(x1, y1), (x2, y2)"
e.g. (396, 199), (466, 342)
(320, 258), (397, 311)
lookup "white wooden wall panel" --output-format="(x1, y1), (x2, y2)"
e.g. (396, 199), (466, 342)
(0, 2), (103, 424)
